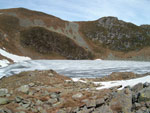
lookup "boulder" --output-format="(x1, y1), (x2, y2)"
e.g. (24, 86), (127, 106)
(132, 83), (143, 92)
(110, 88), (132, 113)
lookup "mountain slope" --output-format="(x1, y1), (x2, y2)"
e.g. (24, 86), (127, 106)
(0, 8), (150, 60)
(0, 8), (93, 60)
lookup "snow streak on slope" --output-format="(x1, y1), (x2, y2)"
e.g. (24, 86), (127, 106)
(0, 49), (31, 62)
(0, 49), (31, 67)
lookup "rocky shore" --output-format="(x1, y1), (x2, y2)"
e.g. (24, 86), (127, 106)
(0, 70), (150, 113)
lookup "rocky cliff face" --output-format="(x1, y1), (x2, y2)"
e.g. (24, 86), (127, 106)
(0, 8), (150, 60)
(80, 17), (150, 51)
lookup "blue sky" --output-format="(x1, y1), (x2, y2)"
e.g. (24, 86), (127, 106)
(0, 0), (150, 25)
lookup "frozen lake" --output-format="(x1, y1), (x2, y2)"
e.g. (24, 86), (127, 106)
(0, 60), (150, 78)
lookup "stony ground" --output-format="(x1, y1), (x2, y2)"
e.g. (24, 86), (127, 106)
(0, 70), (150, 113)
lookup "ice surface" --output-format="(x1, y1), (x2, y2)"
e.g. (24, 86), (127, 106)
(0, 60), (150, 78)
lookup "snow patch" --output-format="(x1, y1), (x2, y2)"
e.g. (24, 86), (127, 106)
(96, 75), (150, 90)
(0, 59), (10, 67)
(95, 59), (102, 61)
(72, 78), (87, 83)
(0, 49), (31, 63)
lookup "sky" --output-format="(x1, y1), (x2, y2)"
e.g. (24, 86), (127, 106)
(0, 0), (150, 25)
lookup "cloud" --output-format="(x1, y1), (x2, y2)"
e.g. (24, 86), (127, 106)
(0, 0), (150, 25)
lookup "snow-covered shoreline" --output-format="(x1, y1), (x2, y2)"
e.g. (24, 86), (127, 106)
(72, 75), (150, 90)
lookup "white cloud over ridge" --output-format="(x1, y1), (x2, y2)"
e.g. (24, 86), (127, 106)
(0, 0), (150, 25)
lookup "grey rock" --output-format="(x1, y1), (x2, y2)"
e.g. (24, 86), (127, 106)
(96, 98), (105, 106)
(37, 106), (47, 113)
(135, 102), (141, 109)
(138, 86), (150, 102)
(94, 105), (113, 113)
(21, 99), (31, 108)
(15, 96), (23, 103)
(132, 83), (143, 92)
(72, 93), (83, 99)
(18, 85), (29, 94)
(72, 107), (79, 112)
(0, 108), (12, 113)
(36, 99), (43, 105)
(16, 111), (26, 113)
(78, 106), (93, 113)
(86, 100), (96, 108)
(57, 109), (66, 113)
(146, 101), (150, 108)
(47, 98), (58, 104)
(136, 109), (143, 113)
(48, 73), (54, 77)
(0, 88), (8, 97)
(50, 92), (60, 98)
(143, 82), (150, 88)
(52, 102), (62, 107)
(29, 83), (35, 87)
(28, 91), (34, 96)
(0, 98), (9, 105)
(110, 88), (132, 113)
